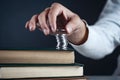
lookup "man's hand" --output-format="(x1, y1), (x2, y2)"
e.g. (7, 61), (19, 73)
(25, 3), (88, 45)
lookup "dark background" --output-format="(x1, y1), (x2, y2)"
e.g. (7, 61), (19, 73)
(0, 0), (120, 75)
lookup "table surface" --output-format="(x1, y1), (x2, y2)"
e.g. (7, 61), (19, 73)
(86, 76), (120, 80)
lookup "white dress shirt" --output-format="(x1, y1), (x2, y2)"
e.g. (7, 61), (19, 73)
(71, 0), (120, 59)
(70, 0), (120, 75)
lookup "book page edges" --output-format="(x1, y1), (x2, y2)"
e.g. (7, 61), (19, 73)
(0, 50), (74, 64)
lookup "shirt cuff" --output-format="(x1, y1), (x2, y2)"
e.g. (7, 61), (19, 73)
(69, 24), (103, 59)
(69, 24), (93, 50)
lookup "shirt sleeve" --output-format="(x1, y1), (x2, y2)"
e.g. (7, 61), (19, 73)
(70, 0), (120, 59)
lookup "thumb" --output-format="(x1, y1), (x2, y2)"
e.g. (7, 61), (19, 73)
(65, 15), (82, 34)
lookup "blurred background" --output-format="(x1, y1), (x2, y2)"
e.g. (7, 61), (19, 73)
(0, 0), (120, 75)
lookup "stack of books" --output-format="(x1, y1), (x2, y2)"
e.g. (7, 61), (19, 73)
(0, 49), (86, 80)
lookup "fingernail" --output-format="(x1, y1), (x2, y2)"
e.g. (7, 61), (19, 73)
(43, 29), (48, 35)
(29, 26), (33, 31)
(52, 27), (55, 32)
(67, 27), (72, 33)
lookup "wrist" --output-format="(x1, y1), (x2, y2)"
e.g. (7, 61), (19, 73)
(67, 19), (88, 45)
(78, 19), (88, 45)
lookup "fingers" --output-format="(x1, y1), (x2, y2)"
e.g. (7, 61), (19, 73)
(25, 2), (77, 35)
(48, 3), (62, 32)
(25, 15), (38, 31)
(65, 15), (82, 34)
(38, 8), (50, 35)
(25, 3), (65, 34)
(25, 21), (29, 29)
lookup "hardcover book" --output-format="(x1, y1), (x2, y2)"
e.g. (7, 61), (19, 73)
(0, 49), (74, 64)
(0, 63), (83, 79)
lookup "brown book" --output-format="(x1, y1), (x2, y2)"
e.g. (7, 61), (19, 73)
(0, 50), (74, 64)
(0, 64), (83, 79)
